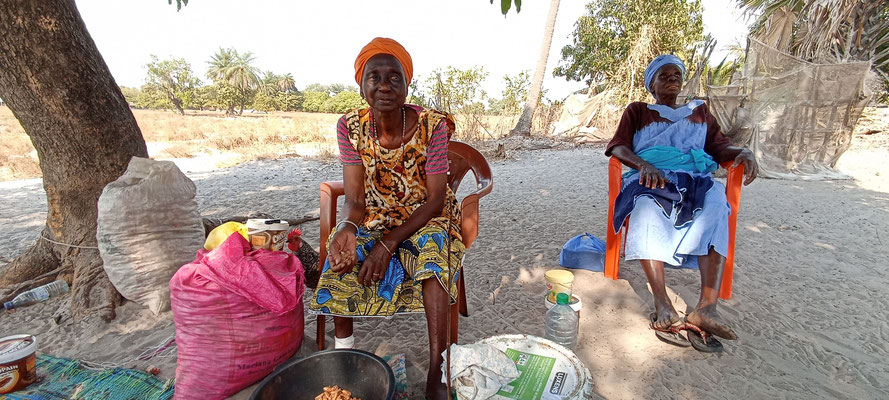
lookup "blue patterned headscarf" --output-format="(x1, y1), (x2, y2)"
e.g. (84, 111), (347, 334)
(644, 55), (686, 93)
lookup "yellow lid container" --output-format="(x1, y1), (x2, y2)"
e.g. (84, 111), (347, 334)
(544, 269), (574, 303)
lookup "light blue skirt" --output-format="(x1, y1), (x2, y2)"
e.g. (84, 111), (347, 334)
(623, 177), (730, 269)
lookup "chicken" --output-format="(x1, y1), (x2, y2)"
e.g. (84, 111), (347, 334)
(288, 228), (320, 289)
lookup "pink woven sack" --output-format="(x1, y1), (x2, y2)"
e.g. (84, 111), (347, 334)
(170, 233), (305, 400)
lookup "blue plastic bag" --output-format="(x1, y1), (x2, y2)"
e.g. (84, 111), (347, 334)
(559, 233), (606, 272)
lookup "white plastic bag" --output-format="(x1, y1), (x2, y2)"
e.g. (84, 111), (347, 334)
(443, 343), (520, 400)
(97, 157), (205, 314)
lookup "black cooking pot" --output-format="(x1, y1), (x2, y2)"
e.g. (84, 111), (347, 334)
(248, 349), (396, 400)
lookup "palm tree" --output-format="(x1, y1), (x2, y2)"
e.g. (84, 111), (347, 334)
(511, 0), (561, 136)
(260, 70), (280, 95)
(206, 48), (260, 115)
(206, 47), (234, 84)
(277, 73), (296, 93)
(739, 0), (888, 70)
(228, 51), (260, 114)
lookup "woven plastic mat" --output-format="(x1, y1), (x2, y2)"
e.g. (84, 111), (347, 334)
(1, 354), (174, 400)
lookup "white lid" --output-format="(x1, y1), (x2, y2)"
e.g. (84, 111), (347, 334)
(544, 294), (583, 312)
(0, 334), (37, 363)
(245, 219), (289, 231)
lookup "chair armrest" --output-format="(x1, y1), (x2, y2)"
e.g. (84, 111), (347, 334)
(318, 181), (344, 270)
(460, 193), (480, 250)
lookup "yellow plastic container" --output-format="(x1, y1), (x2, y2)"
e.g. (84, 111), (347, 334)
(544, 269), (574, 303)
(204, 222), (248, 251)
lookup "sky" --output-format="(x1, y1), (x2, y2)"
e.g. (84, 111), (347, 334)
(76, 0), (753, 102)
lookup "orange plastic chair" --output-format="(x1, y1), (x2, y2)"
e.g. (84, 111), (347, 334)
(604, 157), (745, 299)
(315, 140), (493, 349)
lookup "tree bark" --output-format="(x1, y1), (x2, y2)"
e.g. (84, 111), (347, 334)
(170, 94), (185, 115)
(511, 0), (561, 136)
(0, 0), (148, 321)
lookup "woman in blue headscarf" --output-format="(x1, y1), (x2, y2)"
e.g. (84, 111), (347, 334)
(605, 55), (757, 352)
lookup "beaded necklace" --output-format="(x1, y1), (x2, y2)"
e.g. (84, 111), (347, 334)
(371, 106), (406, 174)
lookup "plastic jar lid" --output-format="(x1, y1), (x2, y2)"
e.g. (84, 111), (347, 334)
(0, 335), (37, 363)
(544, 269), (574, 284)
(245, 219), (289, 231)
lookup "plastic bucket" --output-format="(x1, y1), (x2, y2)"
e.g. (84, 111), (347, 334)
(474, 334), (592, 399)
(248, 349), (395, 400)
(544, 269), (574, 303)
(0, 334), (37, 394)
(246, 219), (289, 252)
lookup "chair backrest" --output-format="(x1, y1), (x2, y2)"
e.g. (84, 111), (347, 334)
(446, 140), (493, 197)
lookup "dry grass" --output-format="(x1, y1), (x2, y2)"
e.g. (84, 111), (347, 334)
(0, 106), (341, 181)
(0, 105), (562, 182)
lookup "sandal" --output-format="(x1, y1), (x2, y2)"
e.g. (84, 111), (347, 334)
(649, 313), (690, 347)
(683, 322), (724, 353)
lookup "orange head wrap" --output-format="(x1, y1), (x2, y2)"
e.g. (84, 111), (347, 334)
(354, 37), (413, 87)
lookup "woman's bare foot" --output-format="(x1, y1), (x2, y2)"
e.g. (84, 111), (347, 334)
(686, 304), (737, 340)
(651, 299), (681, 330)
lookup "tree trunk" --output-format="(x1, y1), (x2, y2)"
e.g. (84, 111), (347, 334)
(239, 88), (246, 115)
(0, 0), (148, 321)
(511, 0), (561, 136)
(170, 95), (185, 115)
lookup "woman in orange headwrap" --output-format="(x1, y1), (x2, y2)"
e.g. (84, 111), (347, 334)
(309, 37), (461, 399)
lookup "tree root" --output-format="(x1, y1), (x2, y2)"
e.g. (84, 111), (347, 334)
(69, 252), (120, 322)
(0, 232), (59, 287)
(0, 267), (62, 304)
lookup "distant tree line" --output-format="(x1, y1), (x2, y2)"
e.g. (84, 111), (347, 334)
(122, 48), (547, 115)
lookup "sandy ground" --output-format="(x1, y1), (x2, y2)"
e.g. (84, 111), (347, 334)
(2, 109), (889, 399)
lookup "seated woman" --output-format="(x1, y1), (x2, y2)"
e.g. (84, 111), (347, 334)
(309, 38), (462, 399)
(605, 55), (758, 352)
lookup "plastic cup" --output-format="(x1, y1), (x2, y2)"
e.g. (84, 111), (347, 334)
(544, 269), (574, 303)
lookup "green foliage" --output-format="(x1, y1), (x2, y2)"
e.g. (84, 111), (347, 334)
(207, 48), (261, 114)
(205, 83), (240, 113)
(119, 87), (141, 105)
(302, 91), (331, 112)
(323, 91), (366, 113)
(144, 55), (201, 113)
(489, 70), (531, 114)
(303, 83), (357, 96)
(250, 92), (277, 112)
(168, 0), (188, 11)
(490, 0), (522, 15)
(276, 91), (303, 111)
(424, 66), (489, 114)
(555, 0), (703, 86)
(407, 79), (430, 108)
(133, 83), (175, 109)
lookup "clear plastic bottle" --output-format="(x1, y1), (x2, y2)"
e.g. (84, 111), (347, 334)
(3, 280), (70, 310)
(545, 292), (578, 349)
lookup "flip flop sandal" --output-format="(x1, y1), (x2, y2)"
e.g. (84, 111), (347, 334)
(685, 325), (724, 353)
(650, 313), (690, 348)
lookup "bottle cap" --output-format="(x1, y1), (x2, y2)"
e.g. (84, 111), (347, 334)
(2, 301), (12, 310)
(556, 293), (570, 305)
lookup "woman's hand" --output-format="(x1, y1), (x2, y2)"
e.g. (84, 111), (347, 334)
(357, 240), (393, 286)
(328, 228), (357, 275)
(732, 148), (758, 185)
(639, 162), (667, 189)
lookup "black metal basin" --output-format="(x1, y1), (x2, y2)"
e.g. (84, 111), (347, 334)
(249, 349), (395, 400)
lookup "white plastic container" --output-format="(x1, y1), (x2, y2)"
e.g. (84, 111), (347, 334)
(474, 334), (592, 400)
(246, 219), (289, 251)
(0, 334), (38, 394)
